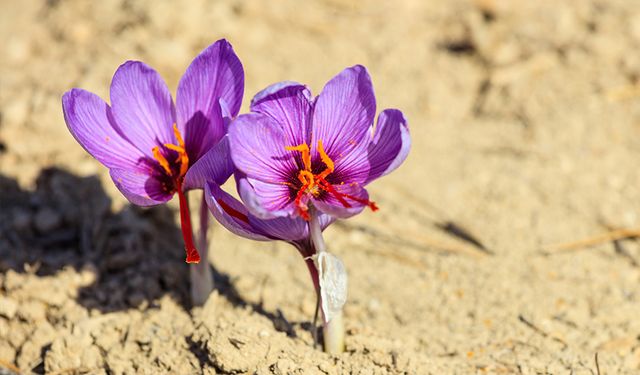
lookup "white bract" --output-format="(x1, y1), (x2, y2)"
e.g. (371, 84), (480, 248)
(313, 251), (348, 324)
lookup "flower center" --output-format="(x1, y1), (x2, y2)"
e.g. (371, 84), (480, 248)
(152, 124), (190, 185)
(151, 124), (200, 264)
(285, 140), (378, 220)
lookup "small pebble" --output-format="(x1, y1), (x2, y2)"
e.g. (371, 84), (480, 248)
(272, 358), (296, 375)
(367, 298), (381, 316)
(3, 270), (22, 291)
(17, 300), (46, 322)
(127, 292), (145, 307)
(37, 287), (66, 307)
(0, 296), (18, 319)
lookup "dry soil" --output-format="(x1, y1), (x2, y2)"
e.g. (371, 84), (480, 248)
(2, 0), (640, 374)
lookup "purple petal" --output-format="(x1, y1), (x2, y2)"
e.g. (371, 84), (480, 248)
(219, 98), (233, 127)
(311, 65), (376, 169)
(250, 81), (313, 146)
(110, 168), (172, 206)
(249, 212), (309, 241)
(204, 181), (271, 241)
(317, 212), (336, 231)
(109, 61), (176, 156)
(205, 181), (311, 242)
(183, 99), (225, 163)
(312, 183), (369, 219)
(229, 113), (298, 183)
(366, 109), (411, 183)
(62, 89), (147, 171)
(179, 39), (244, 118)
(237, 176), (296, 219)
(333, 109), (411, 184)
(176, 40), (244, 159)
(183, 136), (234, 191)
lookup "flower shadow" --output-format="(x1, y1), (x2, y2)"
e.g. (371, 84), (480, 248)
(0, 167), (190, 312)
(0, 166), (310, 339)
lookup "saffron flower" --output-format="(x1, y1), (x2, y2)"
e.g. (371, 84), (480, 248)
(201, 65), (410, 352)
(228, 66), (410, 221)
(62, 39), (243, 265)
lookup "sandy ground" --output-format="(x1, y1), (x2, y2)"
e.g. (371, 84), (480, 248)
(2, 0), (640, 373)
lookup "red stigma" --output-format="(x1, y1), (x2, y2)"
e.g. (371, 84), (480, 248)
(217, 198), (250, 225)
(152, 125), (201, 264)
(176, 180), (200, 264)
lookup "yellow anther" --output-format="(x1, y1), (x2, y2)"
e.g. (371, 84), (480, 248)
(165, 144), (189, 178)
(152, 146), (172, 175)
(317, 140), (334, 173)
(152, 124), (190, 180)
(172, 123), (186, 150)
(286, 140), (336, 183)
(164, 143), (183, 153)
(298, 170), (315, 187)
(167, 124), (190, 178)
(179, 153), (188, 177)
(285, 143), (311, 171)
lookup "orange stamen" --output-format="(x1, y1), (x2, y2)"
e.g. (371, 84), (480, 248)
(152, 146), (172, 175)
(286, 140), (378, 220)
(165, 143), (189, 178)
(316, 140), (334, 180)
(298, 170), (315, 188)
(164, 124), (189, 179)
(151, 124), (190, 181)
(286, 143), (311, 171)
(172, 123), (186, 149)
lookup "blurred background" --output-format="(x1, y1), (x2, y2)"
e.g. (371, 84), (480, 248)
(1, 0), (640, 373)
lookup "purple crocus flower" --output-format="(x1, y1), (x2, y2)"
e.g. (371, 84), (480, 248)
(199, 65), (409, 352)
(199, 64), (410, 240)
(199, 65), (409, 351)
(62, 39), (243, 263)
(228, 65), (410, 222)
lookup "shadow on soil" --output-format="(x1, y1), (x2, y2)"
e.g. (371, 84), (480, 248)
(0, 168), (301, 334)
(0, 167), (190, 312)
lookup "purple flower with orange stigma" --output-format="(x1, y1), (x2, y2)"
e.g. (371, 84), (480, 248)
(200, 65), (410, 352)
(228, 66), (409, 222)
(62, 40), (243, 303)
